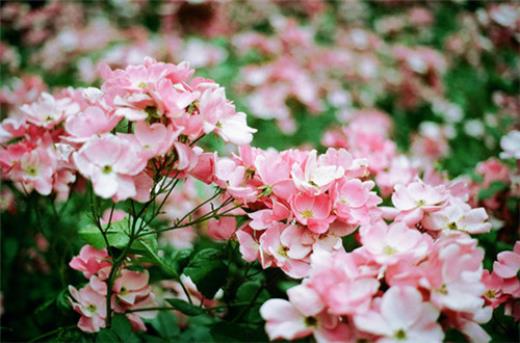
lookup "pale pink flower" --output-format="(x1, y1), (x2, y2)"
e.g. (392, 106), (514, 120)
(260, 299), (313, 340)
(332, 179), (381, 225)
(420, 235), (486, 313)
(236, 228), (260, 262)
(216, 112), (256, 145)
(392, 181), (446, 226)
(214, 157), (257, 203)
(69, 245), (111, 279)
(359, 221), (432, 265)
(259, 223), (310, 278)
(354, 286), (444, 343)
(291, 192), (334, 234)
(422, 199), (491, 234)
(113, 270), (152, 306)
(68, 285), (107, 333)
(73, 134), (147, 200)
(128, 121), (177, 159)
(493, 242), (520, 280)
(291, 150), (344, 195)
(308, 250), (379, 315)
(376, 156), (417, 197)
(20, 92), (78, 128)
(64, 105), (119, 142)
(8, 143), (57, 195)
(260, 286), (351, 342)
(207, 217), (236, 241)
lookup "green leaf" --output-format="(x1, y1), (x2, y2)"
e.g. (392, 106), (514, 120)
(111, 315), (140, 343)
(478, 181), (508, 201)
(133, 234), (178, 277)
(149, 311), (179, 339)
(166, 298), (205, 316)
(184, 248), (228, 299)
(178, 317), (214, 343)
(78, 223), (129, 249)
(210, 322), (267, 342)
(96, 329), (120, 343)
(235, 281), (268, 303)
(169, 249), (192, 276)
(56, 288), (71, 311)
(96, 315), (140, 343)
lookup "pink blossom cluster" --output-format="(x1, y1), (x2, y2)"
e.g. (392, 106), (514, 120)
(68, 244), (156, 333)
(0, 57), (255, 202)
(187, 115), (518, 342)
(257, 198), (518, 342)
(207, 145), (380, 278)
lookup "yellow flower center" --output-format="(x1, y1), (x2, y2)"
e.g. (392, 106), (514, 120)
(301, 209), (314, 219)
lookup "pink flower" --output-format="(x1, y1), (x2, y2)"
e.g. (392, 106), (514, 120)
(236, 228), (260, 262)
(291, 192), (334, 234)
(333, 179), (371, 210)
(254, 152), (295, 201)
(260, 299), (313, 340)
(354, 286), (444, 343)
(291, 150), (344, 195)
(493, 242), (520, 280)
(20, 92), (78, 128)
(207, 217), (236, 241)
(215, 111), (256, 145)
(113, 270), (152, 306)
(248, 199), (290, 231)
(420, 235), (486, 313)
(332, 179), (381, 225)
(481, 270), (509, 308)
(376, 156), (417, 197)
(259, 223), (310, 278)
(73, 134), (147, 200)
(128, 121), (177, 159)
(308, 250), (379, 315)
(392, 181), (446, 226)
(359, 221), (432, 265)
(68, 285), (107, 333)
(260, 285), (350, 342)
(422, 199), (491, 234)
(64, 105), (119, 142)
(10, 143), (56, 195)
(161, 227), (197, 250)
(190, 152), (215, 184)
(69, 245), (111, 278)
(153, 78), (197, 119)
(214, 157), (257, 203)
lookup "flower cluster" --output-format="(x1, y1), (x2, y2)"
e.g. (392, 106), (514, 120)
(0, 57), (255, 202)
(68, 243), (156, 333)
(209, 146), (379, 278)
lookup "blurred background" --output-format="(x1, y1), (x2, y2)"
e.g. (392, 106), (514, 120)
(1, 0), (519, 341)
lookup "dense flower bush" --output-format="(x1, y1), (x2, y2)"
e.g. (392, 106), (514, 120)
(1, 1), (519, 342)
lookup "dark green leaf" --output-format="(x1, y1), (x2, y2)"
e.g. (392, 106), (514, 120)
(56, 288), (71, 311)
(96, 329), (120, 343)
(184, 248), (228, 299)
(210, 321), (267, 342)
(166, 298), (205, 316)
(149, 311), (179, 339)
